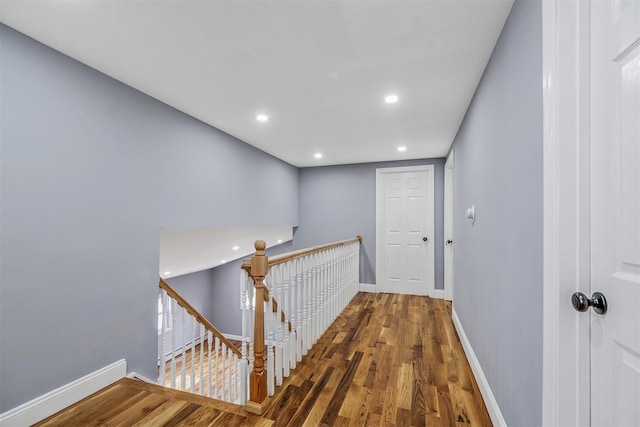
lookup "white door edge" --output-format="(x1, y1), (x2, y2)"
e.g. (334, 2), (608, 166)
(444, 151), (454, 302)
(541, 0), (591, 424)
(375, 164), (435, 296)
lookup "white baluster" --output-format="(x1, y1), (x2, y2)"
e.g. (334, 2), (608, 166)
(214, 337), (220, 399)
(301, 256), (308, 356)
(327, 249), (333, 326)
(190, 314), (196, 393)
(207, 331), (213, 398)
(248, 274), (255, 371)
(181, 306), (187, 391)
(311, 253), (317, 346)
(199, 323), (205, 395)
(339, 247), (343, 314)
(267, 344), (275, 396)
(273, 264), (283, 387)
(319, 252), (325, 341)
(221, 342), (227, 401)
(325, 249), (331, 325)
(240, 341), (248, 405)
(170, 298), (177, 389)
(337, 247), (341, 312)
(316, 252), (327, 331)
(241, 270), (247, 347)
(283, 262), (292, 374)
(295, 258), (303, 362)
(235, 354), (240, 403)
(227, 347), (233, 402)
(334, 247), (339, 317)
(264, 295), (273, 395)
(323, 249), (329, 323)
(307, 255), (313, 352)
(159, 290), (166, 387)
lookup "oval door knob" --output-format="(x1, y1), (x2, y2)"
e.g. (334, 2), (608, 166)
(422, 237), (428, 242)
(446, 240), (453, 244)
(571, 292), (590, 312)
(571, 291), (608, 315)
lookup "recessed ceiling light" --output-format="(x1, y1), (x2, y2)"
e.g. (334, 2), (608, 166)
(385, 94), (399, 104)
(314, 153), (323, 159)
(256, 114), (269, 122)
(277, 239), (283, 243)
(221, 260), (226, 264)
(164, 271), (171, 276)
(232, 246), (240, 250)
(397, 146), (407, 152)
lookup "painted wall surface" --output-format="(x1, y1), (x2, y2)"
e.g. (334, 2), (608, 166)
(450, 1), (543, 425)
(0, 25), (299, 411)
(295, 159), (445, 289)
(206, 241), (294, 336)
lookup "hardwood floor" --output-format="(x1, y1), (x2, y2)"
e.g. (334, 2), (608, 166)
(34, 378), (249, 427)
(36, 293), (491, 426)
(159, 339), (243, 401)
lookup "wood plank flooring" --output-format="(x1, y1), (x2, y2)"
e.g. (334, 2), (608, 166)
(34, 378), (250, 427)
(159, 339), (243, 401)
(36, 293), (492, 426)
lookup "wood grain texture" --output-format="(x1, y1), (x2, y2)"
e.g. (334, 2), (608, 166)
(36, 293), (491, 426)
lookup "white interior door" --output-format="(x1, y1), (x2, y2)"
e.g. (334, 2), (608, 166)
(590, 0), (640, 424)
(376, 165), (435, 296)
(444, 153), (454, 301)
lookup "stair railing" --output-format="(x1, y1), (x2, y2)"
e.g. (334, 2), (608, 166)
(241, 236), (361, 414)
(158, 278), (247, 405)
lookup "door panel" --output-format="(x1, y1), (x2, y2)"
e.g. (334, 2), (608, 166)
(591, 0), (640, 424)
(377, 165), (435, 295)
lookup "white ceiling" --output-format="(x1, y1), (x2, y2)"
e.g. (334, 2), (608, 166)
(159, 226), (293, 279)
(0, 0), (513, 168)
(1, 1), (513, 278)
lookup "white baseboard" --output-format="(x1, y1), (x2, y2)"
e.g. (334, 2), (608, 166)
(452, 309), (506, 427)
(0, 359), (126, 426)
(222, 333), (245, 342)
(359, 283), (376, 293)
(432, 289), (445, 299)
(126, 372), (156, 384)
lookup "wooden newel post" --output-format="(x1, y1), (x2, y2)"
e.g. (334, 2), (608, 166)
(249, 240), (268, 405)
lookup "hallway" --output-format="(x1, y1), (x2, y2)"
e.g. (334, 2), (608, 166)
(37, 292), (490, 426)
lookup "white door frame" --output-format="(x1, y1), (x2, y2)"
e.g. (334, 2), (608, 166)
(444, 151), (454, 302)
(375, 164), (435, 296)
(542, 0), (591, 424)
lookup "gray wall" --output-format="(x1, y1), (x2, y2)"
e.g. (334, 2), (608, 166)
(450, 1), (543, 425)
(295, 159), (445, 289)
(0, 24), (299, 411)
(168, 270), (216, 321)
(207, 241), (294, 336)
(161, 270), (216, 359)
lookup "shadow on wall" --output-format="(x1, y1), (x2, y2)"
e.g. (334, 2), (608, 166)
(361, 249), (374, 284)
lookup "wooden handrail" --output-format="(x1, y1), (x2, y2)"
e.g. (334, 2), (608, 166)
(241, 236), (361, 271)
(159, 277), (241, 358)
(244, 236), (361, 412)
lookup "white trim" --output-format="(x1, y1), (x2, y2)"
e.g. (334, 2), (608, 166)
(542, 0), (591, 425)
(126, 372), (157, 384)
(0, 359), (126, 426)
(359, 283), (377, 293)
(452, 309), (506, 427)
(376, 164), (435, 296)
(444, 151), (455, 302)
(223, 333), (245, 342)
(432, 289), (445, 299)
